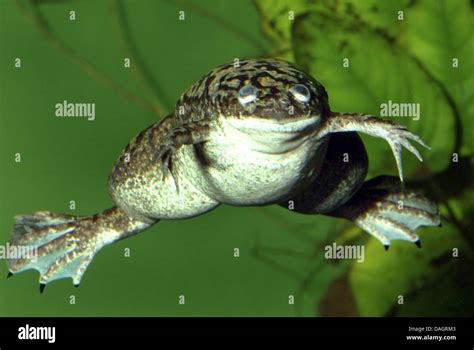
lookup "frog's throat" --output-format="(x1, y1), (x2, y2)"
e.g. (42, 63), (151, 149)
(219, 114), (322, 156)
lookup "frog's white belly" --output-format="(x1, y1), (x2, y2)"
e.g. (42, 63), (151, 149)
(196, 116), (327, 205)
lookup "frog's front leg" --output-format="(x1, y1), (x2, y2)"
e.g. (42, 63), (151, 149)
(319, 112), (430, 182)
(153, 120), (210, 182)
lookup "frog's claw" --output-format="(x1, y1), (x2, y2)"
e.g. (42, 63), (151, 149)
(382, 124), (429, 183)
(6, 207), (154, 288)
(324, 113), (430, 182)
(331, 176), (441, 248)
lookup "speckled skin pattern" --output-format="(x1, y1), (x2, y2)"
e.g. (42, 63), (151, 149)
(108, 59), (333, 218)
(7, 59), (441, 288)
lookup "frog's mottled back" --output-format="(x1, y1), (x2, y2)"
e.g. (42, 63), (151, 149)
(176, 59), (330, 122)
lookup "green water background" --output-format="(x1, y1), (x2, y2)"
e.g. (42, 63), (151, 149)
(0, 0), (472, 316)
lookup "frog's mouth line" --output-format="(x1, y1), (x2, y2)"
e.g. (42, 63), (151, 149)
(226, 114), (321, 134)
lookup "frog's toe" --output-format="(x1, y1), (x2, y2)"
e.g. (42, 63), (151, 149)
(386, 126), (430, 183)
(332, 176), (441, 248)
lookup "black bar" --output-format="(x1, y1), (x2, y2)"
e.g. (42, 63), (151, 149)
(0, 317), (472, 345)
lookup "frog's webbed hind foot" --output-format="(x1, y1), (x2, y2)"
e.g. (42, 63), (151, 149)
(6, 207), (154, 290)
(7, 211), (94, 289)
(330, 176), (441, 249)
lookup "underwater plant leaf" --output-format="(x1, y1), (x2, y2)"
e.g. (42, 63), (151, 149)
(342, 0), (412, 37)
(348, 221), (469, 316)
(291, 6), (456, 178)
(342, 0), (474, 153)
(393, 260), (474, 317)
(403, 0), (474, 153)
(348, 183), (474, 316)
(254, 0), (474, 317)
(253, 0), (309, 60)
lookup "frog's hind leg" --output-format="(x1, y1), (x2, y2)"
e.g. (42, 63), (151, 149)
(281, 132), (369, 215)
(280, 132), (440, 248)
(328, 176), (441, 249)
(6, 207), (156, 291)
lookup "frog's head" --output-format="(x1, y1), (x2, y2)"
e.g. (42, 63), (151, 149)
(178, 59), (330, 136)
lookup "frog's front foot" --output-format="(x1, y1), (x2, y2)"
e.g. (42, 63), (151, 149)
(323, 113), (430, 182)
(331, 176), (441, 249)
(7, 207), (154, 291)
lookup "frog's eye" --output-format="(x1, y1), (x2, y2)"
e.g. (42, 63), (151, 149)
(289, 84), (311, 103)
(238, 85), (258, 105)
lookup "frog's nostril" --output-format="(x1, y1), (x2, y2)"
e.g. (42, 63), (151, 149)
(289, 84), (311, 103)
(238, 84), (258, 105)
